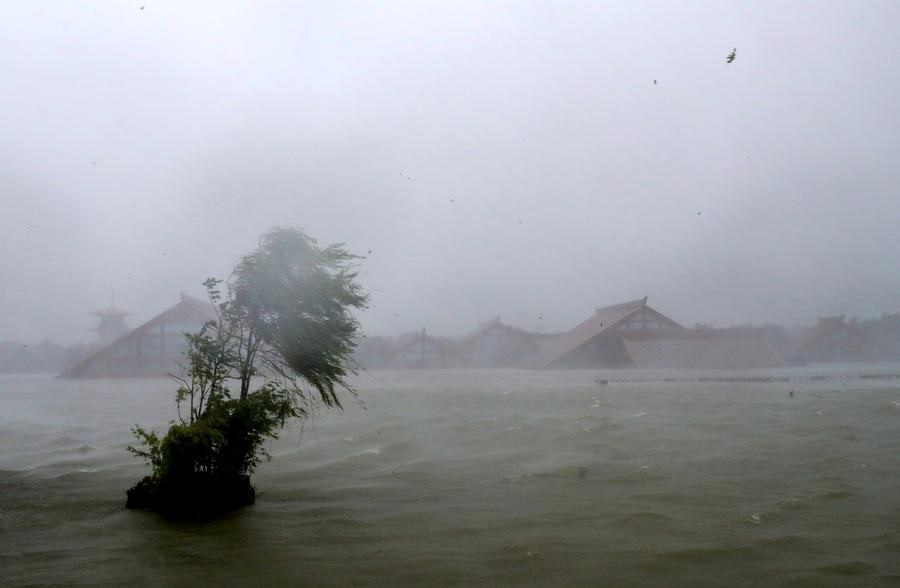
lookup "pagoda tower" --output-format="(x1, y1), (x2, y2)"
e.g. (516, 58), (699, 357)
(90, 292), (131, 346)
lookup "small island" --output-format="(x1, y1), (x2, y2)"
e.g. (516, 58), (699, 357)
(126, 227), (367, 516)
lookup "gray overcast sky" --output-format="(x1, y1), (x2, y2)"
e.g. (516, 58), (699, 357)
(2, 1), (900, 344)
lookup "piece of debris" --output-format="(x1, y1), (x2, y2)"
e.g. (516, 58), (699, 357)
(726, 48), (736, 64)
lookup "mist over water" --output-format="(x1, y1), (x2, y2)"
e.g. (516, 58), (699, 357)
(3, 1), (900, 343)
(3, 370), (899, 586)
(4, 2), (900, 586)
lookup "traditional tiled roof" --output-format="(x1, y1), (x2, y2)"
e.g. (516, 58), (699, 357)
(787, 316), (887, 360)
(623, 328), (785, 369)
(59, 293), (216, 378)
(790, 316), (853, 355)
(391, 329), (462, 367)
(457, 316), (537, 349)
(536, 297), (681, 368)
(398, 331), (451, 351)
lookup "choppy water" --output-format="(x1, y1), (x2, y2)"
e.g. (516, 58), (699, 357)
(2, 369), (899, 586)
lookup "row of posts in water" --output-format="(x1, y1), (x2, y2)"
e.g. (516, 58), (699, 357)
(595, 373), (900, 385)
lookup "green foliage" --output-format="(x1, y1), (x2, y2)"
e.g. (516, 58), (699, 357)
(127, 425), (163, 476)
(229, 228), (368, 405)
(128, 227), (367, 495)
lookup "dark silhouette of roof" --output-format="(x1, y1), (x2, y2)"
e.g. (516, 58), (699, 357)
(391, 328), (462, 367)
(535, 297), (682, 368)
(788, 315), (889, 361)
(59, 293), (216, 378)
(457, 316), (540, 348)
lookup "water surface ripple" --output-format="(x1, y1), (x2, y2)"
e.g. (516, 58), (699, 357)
(1, 369), (899, 586)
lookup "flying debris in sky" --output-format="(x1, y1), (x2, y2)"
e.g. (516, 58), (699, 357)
(726, 48), (737, 64)
(653, 79), (657, 85)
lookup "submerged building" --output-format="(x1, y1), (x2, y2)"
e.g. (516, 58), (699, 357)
(527, 298), (790, 370)
(89, 301), (131, 346)
(787, 316), (889, 364)
(535, 297), (683, 368)
(60, 293), (215, 378)
(392, 328), (461, 369)
(455, 316), (543, 367)
(622, 327), (785, 370)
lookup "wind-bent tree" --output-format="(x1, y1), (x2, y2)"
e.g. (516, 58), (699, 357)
(127, 227), (368, 514)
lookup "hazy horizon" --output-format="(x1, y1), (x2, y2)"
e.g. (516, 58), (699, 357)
(3, 1), (900, 345)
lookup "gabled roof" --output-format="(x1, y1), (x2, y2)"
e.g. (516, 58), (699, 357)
(59, 293), (216, 378)
(390, 329), (464, 368)
(789, 316), (866, 355)
(788, 316), (888, 359)
(536, 297), (681, 368)
(459, 316), (502, 346)
(176, 292), (218, 321)
(457, 316), (538, 348)
(393, 329), (460, 357)
(623, 328), (785, 369)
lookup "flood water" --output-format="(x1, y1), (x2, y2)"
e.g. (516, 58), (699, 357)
(2, 369), (899, 586)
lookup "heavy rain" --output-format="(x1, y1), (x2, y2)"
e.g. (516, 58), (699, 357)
(2, 2), (900, 586)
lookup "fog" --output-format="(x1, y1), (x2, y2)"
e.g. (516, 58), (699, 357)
(3, 1), (900, 345)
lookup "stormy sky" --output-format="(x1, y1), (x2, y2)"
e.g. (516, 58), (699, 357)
(2, 1), (900, 345)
